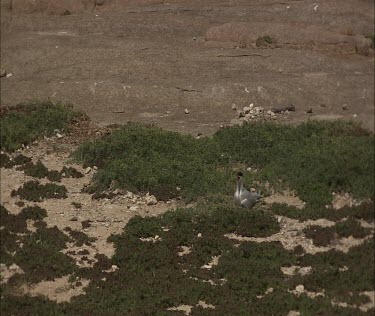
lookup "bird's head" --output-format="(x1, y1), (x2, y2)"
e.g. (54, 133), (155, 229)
(237, 172), (244, 182)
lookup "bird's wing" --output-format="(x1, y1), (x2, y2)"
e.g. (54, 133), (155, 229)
(240, 190), (261, 208)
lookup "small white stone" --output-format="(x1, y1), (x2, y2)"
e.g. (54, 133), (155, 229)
(231, 103), (237, 110)
(84, 167), (92, 174)
(111, 265), (118, 271)
(129, 206), (139, 211)
(184, 109), (189, 114)
(295, 285), (304, 293)
(243, 106), (251, 113)
(56, 133), (63, 139)
(145, 194), (157, 205)
(197, 233), (202, 238)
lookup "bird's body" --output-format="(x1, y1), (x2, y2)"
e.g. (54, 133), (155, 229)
(234, 172), (261, 208)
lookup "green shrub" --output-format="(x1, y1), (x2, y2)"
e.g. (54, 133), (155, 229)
(74, 121), (374, 207)
(0, 100), (82, 152)
(11, 181), (67, 201)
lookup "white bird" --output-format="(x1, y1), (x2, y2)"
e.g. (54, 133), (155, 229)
(234, 172), (261, 208)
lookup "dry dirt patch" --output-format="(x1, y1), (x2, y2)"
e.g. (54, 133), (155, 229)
(1, 135), (180, 302)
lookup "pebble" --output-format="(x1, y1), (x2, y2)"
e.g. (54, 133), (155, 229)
(56, 133), (63, 139)
(231, 103), (237, 110)
(125, 191), (134, 199)
(295, 285), (304, 293)
(129, 206), (139, 211)
(184, 109), (189, 114)
(145, 194), (157, 205)
(85, 167), (92, 174)
(342, 104), (348, 110)
(0, 69), (7, 77)
(197, 233), (202, 238)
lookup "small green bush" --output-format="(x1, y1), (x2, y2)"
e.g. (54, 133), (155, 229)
(256, 35), (277, 47)
(19, 206), (48, 221)
(303, 218), (371, 246)
(0, 100), (81, 152)
(11, 180), (67, 201)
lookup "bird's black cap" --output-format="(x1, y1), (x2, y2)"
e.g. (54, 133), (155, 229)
(237, 172), (243, 177)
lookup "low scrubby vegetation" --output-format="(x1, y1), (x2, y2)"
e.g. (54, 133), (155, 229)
(0, 100), (83, 152)
(1, 103), (374, 315)
(3, 204), (372, 315)
(271, 201), (375, 221)
(74, 121), (374, 207)
(304, 218), (372, 247)
(11, 180), (68, 201)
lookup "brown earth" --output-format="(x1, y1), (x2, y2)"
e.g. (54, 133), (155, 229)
(1, 0), (374, 134)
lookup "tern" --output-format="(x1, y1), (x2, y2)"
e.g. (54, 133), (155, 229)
(234, 172), (261, 208)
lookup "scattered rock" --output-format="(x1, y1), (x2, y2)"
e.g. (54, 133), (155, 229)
(6, 73), (12, 78)
(129, 206), (139, 211)
(184, 109), (189, 114)
(295, 285), (305, 294)
(106, 264), (118, 272)
(125, 191), (134, 199)
(0, 263), (24, 284)
(342, 104), (348, 110)
(231, 103), (237, 110)
(56, 133), (63, 139)
(0, 69), (7, 77)
(238, 103), (268, 122)
(178, 246), (192, 257)
(84, 167), (92, 174)
(332, 192), (353, 210)
(145, 193), (157, 205)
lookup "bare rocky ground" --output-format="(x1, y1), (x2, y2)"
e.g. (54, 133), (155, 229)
(1, 0), (374, 135)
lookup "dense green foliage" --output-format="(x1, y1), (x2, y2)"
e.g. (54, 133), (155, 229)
(0, 100), (81, 151)
(74, 121), (374, 207)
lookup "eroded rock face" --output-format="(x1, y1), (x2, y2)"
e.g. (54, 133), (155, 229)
(11, 0), (95, 15)
(205, 22), (371, 55)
